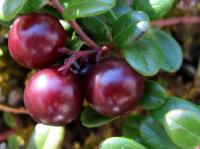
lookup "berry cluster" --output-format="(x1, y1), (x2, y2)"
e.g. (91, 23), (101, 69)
(8, 13), (144, 126)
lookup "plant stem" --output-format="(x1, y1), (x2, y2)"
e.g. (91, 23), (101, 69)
(58, 48), (96, 72)
(0, 104), (27, 114)
(51, 0), (65, 13)
(0, 129), (16, 141)
(51, 0), (100, 49)
(68, 20), (100, 49)
(152, 16), (200, 27)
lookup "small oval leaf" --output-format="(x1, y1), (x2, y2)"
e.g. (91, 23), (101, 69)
(132, 0), (175, 19)
(61, 0), (116, 20)
(140, 117), (180, 149)
(122, 115), (144, 139)
(152, 97), (200, 124)
(164, 109), (200, 148)
(8, 135), (21, 149)
(112, 11), (150, 48)
(80, 16), (112, 44)
(153, 29), (183, 72)
(123, 32), (163, 76)
(0, 0), (27, 21)
(81, 106), (116, 128)
(20, 0), (45, 13)
(27, 124), (65, 149)
(99, 137), (147, 149)
(3, 112), (17, 128)
(139, 80), (166, 110)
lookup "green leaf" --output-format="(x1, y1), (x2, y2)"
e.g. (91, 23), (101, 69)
(152, 97), (200, 123)
(123, 32), (163, 76)
(97, 0), (132, 26)
(140, 117), (180, 149)
(27, 124), (65, 149)
(122, 115), (144, 139)
(99, 137), (147, 149)
(0, 0), (27, 21)
(132, 0), (175, 20)
(41, 5), (62, 19)
(3, 112), (17, 128)
(8, 135), (21, 149)
(61, 0), (116, 20)
(112, 11), (150, 48)
(68, 33), (85, 50)
(164, 109), (200, 148)
(81, 106), (116, 128)
(153, 29), (183, 72)
(20, 0), (44, 13)
(139, 80), (166, 110)
(80, 16), (112, 44)
(112, 0), (132, 17)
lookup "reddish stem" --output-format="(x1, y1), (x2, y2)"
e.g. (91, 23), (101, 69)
(0, 129), (16, 141)
(68, 20), (100, 49)
(51, 0), (100, 49)
(51, 0), (65, 13)
(58, 48), (96, 72)
(152, 16), (200, 27)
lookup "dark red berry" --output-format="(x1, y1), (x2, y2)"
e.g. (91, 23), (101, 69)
(84, 58), (144, 117)
(8, 13), (66, 69)
(24, 68), (83, 126)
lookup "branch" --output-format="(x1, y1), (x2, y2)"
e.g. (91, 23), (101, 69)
(51, 0), (100, 49)
(152, 16), (200, 27)
(58, 47), (96, 72)
(0, 104), (28, 114)
(68, 20), (100, 49)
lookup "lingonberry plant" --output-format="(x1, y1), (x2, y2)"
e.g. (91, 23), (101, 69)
(0, 0), (200, 148)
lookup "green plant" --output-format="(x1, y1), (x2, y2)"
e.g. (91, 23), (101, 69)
(0, 0), (199, 148)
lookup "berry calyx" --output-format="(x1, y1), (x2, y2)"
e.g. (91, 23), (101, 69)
(8, 13), (66, 69)
(24, 68), (83, 126)
(84, 58), (144, 117)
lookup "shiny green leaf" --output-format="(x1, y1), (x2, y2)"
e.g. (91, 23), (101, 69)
(164, 109), (200, 148)
(132, 0), (174, 19)
(20, 0), (45, 13)
(0, 0), (27, 21)
(112, 11), (150, 48)
(152, 97), (200, 123)
(123, 32), (163, 76)
(122, 115), (144, 139)
(153, 29), (183, 72)
(61, 0), (116, 20)
(99, 137), (147, 149)
(81, 106), (116, 128)
(139, 80), (166, 110)
(140, 117), (180, 149)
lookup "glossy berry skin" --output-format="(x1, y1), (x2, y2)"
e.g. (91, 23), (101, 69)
(84, 58), (144, 117)
(24, 68), (83, 126)
(8, 13), (66, 69)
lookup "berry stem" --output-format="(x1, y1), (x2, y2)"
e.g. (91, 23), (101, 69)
(58, 47), (96, 72)
(51, 0), (65, 13)
(51, 0), (100, 49)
